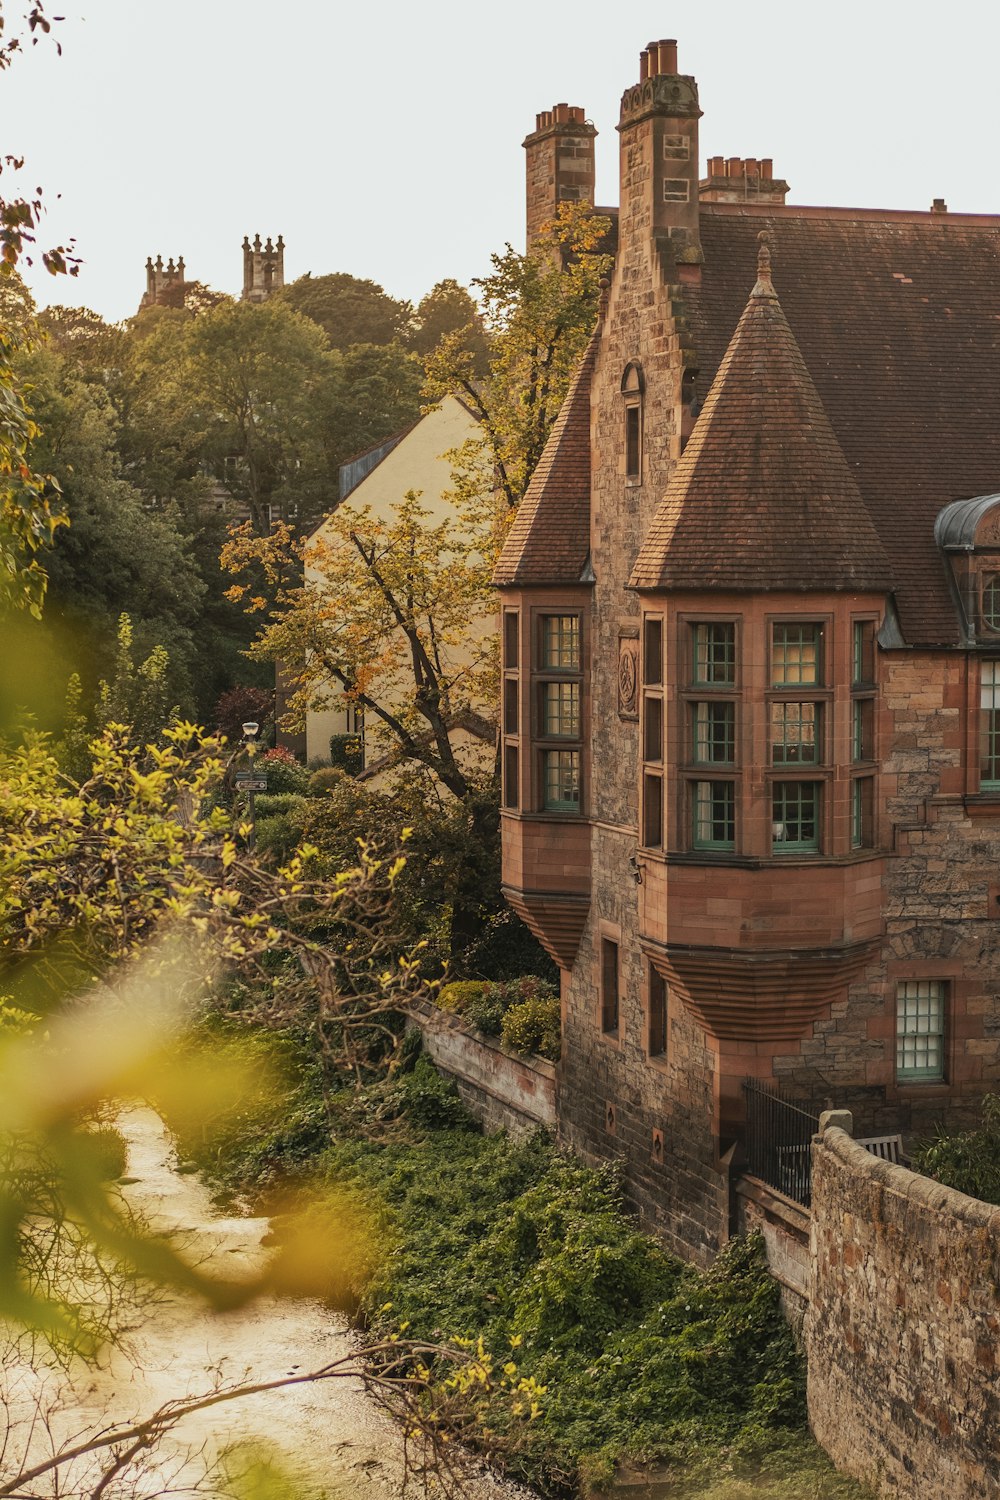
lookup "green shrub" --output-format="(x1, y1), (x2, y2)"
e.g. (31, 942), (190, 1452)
(466, 975), (557, 1036)
(257, 748), (311, 795)
(437, 980), (486, 1014)
(911, 1092), (1000, 1204)
(500, 994), (561, 1060)
(255, 813), (303, 864)
(309, 766), (345, 796)
(253, 793), (310, 821)
(329, 733), (364, 775)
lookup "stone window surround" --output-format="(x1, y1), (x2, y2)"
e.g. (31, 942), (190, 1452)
(882, 960), (964, 1099)
(637, 603), (884, 861)
(621, 361), (645, 487)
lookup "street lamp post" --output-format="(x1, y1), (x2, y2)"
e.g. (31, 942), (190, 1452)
(242, 720), (260, 852)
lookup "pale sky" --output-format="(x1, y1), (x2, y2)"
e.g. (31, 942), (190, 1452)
(6, 0), (999, 323)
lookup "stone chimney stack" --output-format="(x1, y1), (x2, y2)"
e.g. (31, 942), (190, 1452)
(700, 156), (789, 204)
(523, 102), (597, 250)
(242, 233), (286, 302)
(617, 39), (703, 263)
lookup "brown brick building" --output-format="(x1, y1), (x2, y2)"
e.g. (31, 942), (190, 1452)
(495, 38), (1000, 1263)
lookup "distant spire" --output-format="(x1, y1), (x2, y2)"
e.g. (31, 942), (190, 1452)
(752, 229), (776, 299)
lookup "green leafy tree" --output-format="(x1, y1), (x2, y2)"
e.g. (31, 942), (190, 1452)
(410, 278), (490, 374)
(276, 271), (411, 350)
(424, 202), (612, 510)
(18, 342), (206, 708)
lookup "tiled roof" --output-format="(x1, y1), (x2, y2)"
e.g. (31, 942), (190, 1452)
(492, 327), (598, 587)
(689, 205), (1000, 643)
(631, 238), (892, 594)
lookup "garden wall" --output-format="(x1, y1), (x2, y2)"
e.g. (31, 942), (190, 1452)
(808, 1127), (1000, 1499)
(411, 1001), (556, 1137)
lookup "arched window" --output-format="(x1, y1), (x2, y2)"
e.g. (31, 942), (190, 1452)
(621, 362), (645, 484)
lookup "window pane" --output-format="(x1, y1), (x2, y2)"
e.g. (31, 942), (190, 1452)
(692, 780), (735, 849)
(601, 939), (619, 1033)
(853, 698), (873, 762)
(643, 617), (663, 685)
(542, 680), (580, 737)
(503, 611), (519, 669)
(692, 623), (735, 686)
(643, 772), (663, 847)
(644, 695), (663, 762)
(503, 745), (518, 810)
(542, 749), (580, 811)
(853, 620), (875, 684)
(541, 615), (580, 670)
(896, 980), (945, 1080)
(852, 776), (874, 849)
(626, 405), (641, 479)
(648, 966), (667, 1057)
(504, 678), (518, 735)
(772, 781), (820, 851)
(982, 662), (1000, 786)
(984, 577), (1000, 633)
(693, 701), (735, 763)
(770, 702), (819, 765)
(772, 623), (821, 686)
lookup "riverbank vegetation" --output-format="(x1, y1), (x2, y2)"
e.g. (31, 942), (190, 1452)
(169, 1022), (870, 1500)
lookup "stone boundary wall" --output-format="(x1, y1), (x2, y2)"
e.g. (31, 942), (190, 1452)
(807, 1127), (1000, 1499)
(411, 1002), (556, 1137)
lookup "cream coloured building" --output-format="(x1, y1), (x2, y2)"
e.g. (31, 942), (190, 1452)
(304, 395), (496, 782)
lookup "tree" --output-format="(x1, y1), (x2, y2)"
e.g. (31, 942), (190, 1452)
(424, 203), (612, 510)
(221, 483), (499, 804)
(276, 271), (411, 350)
(321, 340), (423, 476)
(18, 342), (206, 710)
(410, 278), (490, 374)
(0, 4), (78, 616)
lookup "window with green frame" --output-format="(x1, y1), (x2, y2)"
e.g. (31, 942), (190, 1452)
(896, 980), (946, 1081)
(771, 622), (821, 686)
(693, 700), (735, 763)
(692, 780), (735, 850)
(852, 698), (873, 762)
(541, 680), (580, 737)
(982, 661), (1000, 788)
(851, 776), (873, 849)
(984, 577), (1000, 634)
(542, 748), (580, 812)
(541, 615), (580, 671)
(771, 780), (820, 852)
(770, 701), (819, 764)
(853, 619), (875, 685)
(692, 622), (735, 686)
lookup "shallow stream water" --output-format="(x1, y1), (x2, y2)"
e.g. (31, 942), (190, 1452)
(2, 1105), (535, 1498)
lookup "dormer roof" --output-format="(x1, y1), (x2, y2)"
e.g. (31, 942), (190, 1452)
(630, 237), (892, 595)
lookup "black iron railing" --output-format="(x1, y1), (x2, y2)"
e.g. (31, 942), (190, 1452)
(743, 1078), (820, 1207)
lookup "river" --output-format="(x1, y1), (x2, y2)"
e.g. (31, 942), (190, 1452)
(1, 1105), (536, 1499)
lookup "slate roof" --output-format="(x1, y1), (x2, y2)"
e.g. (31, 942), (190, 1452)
(690, 205), (1000, 644)
(493, 324), (599, 587)
(630, 237), (893, 594)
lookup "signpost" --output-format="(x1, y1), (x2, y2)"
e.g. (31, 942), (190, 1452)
(233, 773), (268, 793)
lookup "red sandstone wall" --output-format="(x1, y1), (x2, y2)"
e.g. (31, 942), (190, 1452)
(414, 1003), (556, 1136)
(808, 1128), (1000, 1499)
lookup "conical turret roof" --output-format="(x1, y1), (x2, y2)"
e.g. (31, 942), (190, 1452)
(630, 235), (892, 594)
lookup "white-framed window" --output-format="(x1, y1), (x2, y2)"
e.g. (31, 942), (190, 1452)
(896, 980), (946, 1082)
